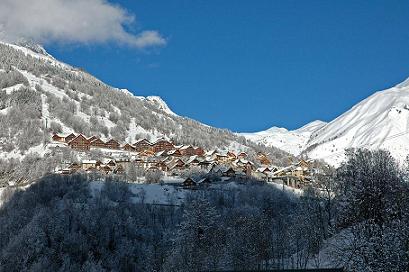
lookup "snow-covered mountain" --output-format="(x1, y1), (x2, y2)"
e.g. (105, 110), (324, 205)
(0, 41), (290, 164)
(239, 120), (326, 156)
(241, 79), (409, 166)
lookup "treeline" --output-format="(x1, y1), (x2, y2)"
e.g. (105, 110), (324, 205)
(0, 84), (45, 152)
(1, 149), (409, 271)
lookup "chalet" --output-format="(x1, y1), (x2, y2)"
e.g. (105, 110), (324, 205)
(167, 149), (183, 157)
(114, 164), (125, 174)
(133, 139), (153, 152)
(185, 155), (201, 167)
(257, 167), (272, 175)
(234, 158), (254, 169)
(210, 165), (235, 177)
(105, 139), (121, 149)
(152, 139), (174, 152)
(87, 135), (98, 142)
(90, 138), (106, 148)
(255, 167), (272, 179)
(199, 160), (214, 170)
(168, 158), (186, 171)
(194, 147), (205, 156)
(95, 160), (102, 168)
(68, 162), (81, 172)
(99, 165), (112, 174)
(237, 152), (248, 159)
(82, 160), (97, 170)
(215, 152), (229, 163)
(258, 153), (271, 165)
(156, 161), (169, 172)
(122, 143), (136, 152)
(68, 134), (91, 150)
(116, 158), (130, 168)
(139, 149), (155, 158)
(102, 159), (116, 167)
(182, 177), (197, 188)
(180, 145), (196, 156)
(52, 134), (65, 142)
(155, 150), (167, 157)
(227, 151), (237, 160)
(65, 133), (76, 143)
(205, 150), (218, 158)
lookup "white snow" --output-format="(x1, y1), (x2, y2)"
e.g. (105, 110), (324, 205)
(241, 76), (409, 166)
(306, 83), (409, 166)
(239, 120), (327, 156)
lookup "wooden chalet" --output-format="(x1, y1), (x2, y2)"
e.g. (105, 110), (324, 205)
(156, 161), (169, 172)
(180, 145), (196, 156)
(185, 156), (201, 167)
(139, 149), (155, 158)
(68, 162), (81, 172)
(87, 135), (98, 142)
(65, 133), (76, 143)
(122, 143), (136, 152)
(52, 134), (65, 142)
(114, 164), (125, 174)
(199, 160), (214, 170)
(182, 177), (197, 188)
(194, 147), (205, 156)
(133, 139), (153, 152)
(82, 160), (97, 170)
(106, 160), (116, 167)
(169, 158), (186, 171)
(95, 160), (102, 168)
(153, 139), (174, 152)
(105, 139), (121, 149)
(237, 152), (248, 159)
(215, 153), (229, 163)
(167, 149), (183, 157)
(227, 151), (237, 160)
(258, 153), (271, 165)
(99, 165), (112, 174)
(68, 134), (91, 150)
(90, 138), (106, 148)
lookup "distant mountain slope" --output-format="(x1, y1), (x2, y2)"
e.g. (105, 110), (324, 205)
(305, 82), (409, 165)
(239, 120), (327, 156)
(241, 78), (409, 166)
(0, 41), (291, 165)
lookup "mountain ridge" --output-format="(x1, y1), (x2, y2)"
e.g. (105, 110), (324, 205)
(241, 77), (409, 166)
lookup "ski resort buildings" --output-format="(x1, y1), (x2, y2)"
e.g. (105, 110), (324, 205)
(51, 133), (317, 189)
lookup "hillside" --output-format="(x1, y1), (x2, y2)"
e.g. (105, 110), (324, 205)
(0, 41), (291, 169)
(241, 78), (409, 166)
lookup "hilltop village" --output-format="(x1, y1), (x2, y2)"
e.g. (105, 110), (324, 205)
(51, 133), (320, 189)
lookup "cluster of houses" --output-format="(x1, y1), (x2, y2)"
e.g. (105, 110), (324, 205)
(52, 133), (317, 189)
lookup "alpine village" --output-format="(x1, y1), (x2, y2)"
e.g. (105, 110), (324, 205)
(51, 132), (318, 190)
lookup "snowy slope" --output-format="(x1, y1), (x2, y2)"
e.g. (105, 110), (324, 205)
(306, 82), (409, 165)
(241, 77), (409, 166)
(239, 120), (326, 156)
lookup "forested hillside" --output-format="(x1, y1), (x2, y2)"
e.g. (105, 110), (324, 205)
(1, 149), (408, 271)
(0, 42), (291, 185)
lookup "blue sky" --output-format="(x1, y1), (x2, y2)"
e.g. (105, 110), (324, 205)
(44, 0), (409, 132)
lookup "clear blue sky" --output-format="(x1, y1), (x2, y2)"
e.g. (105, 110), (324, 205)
(45, 0), (409, 132)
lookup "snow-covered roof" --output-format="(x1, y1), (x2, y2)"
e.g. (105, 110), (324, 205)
(82, 160), (97, 164)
